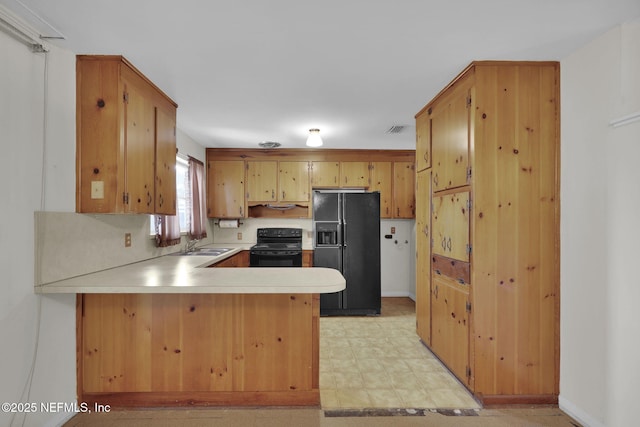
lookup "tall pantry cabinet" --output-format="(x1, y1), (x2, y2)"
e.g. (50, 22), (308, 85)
(414, 61), (560, 404)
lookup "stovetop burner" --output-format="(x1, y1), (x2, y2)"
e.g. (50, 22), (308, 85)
(249, 228), (304, 267)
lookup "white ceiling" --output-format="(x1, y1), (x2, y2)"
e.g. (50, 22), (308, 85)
(3, 0), (640, 150)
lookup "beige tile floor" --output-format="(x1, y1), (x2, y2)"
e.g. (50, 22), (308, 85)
(319, 297), (480, 410)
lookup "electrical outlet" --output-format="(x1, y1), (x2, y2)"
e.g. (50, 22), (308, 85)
(391, 227), (396, 234)
(237, 232), (242, 240)
(125, 233), (131, 247)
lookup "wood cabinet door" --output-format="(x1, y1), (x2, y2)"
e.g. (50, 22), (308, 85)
(432, 191), (470, 262)
(310, 161), (339, 187)
(207, 160), (245, 218)
(431, 84), (471, 192)
(393, 162), (415, 218)
(124, 79), (156, 214)
(431, 275), (470, 385)
(415, 111), (431, 172)
(279, 161), (310, 202)
(369, 162), (392, 218)
(246, 161), (277, 202)
(415, 170), (431, 344)
(340, 162), (369, 188)
(155, 106), (177, 215)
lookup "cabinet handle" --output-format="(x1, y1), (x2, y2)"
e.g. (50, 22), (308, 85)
(158, 194), (163, 207)
(239, 206), (243, 216)
(282, 191), (285, 199)
(397, 207), (400, 216)
(423, 226), (429, 237)
(271, 189), (275, 199)
(442, 237), (447, 250)
(147, 191), (152, 206)
(434, 173), (439, 187)
(447, 237), (452, 251)
(434, 285), (439, 298)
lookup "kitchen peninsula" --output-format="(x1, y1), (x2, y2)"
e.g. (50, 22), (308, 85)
(36, 249), (345, 408)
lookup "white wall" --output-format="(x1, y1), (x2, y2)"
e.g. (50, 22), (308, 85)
(560, 17), (640, 427)
(380, 219), (415, 298)
(0, 34), (77, 427)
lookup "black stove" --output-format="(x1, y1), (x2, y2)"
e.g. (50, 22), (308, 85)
(249, 228), (303, 267)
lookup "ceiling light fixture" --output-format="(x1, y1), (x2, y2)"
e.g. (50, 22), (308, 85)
(306, 128), (323, 147)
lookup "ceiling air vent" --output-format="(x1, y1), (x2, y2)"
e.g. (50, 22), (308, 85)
(385, 125), (407, 134)
(258, 141), (281, 148)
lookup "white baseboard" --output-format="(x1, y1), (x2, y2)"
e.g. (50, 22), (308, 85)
(559, 395), (605, 427)
(381, 291), (411, 298)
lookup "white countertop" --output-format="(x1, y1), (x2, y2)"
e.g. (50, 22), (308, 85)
(35, 246), (344, 295)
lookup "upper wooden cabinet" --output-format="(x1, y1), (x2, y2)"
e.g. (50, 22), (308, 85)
(340, 162), (369, 188)
(207, 160), (245, 218)
(246, 161), (278, 202)
(415, 112), (431, 172)
(414, 61), (560, 404)
(430, 75), (472, 192)
(205, 149), (416, 219)
(310, 161), (340, 187)
(246, 161), (310, 203)
(155, 107), (177, 215)
(393, 162), (415, 218)
(369, 162), (392, 218)
(76, 55), (177, 214)
(279, 161), (311, 202)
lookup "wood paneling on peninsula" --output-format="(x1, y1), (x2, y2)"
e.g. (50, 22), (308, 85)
(78, 293), (320, 407)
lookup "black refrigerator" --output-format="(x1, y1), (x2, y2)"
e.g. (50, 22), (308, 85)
(313, 191), (381, 316)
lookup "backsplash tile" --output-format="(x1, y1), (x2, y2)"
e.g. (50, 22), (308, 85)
(35, 212), (213, 285)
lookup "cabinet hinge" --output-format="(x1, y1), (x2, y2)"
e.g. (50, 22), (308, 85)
(466, 301), (472, 313)
(467, 199), (472, 212)
(467, 166), (472, 180)
(245, 163), (249, 170)
(466, 95), (472, 108)
(123, 192), (129, 204)
(466, 244), (472, 255)
(123, 91), (129, 103)
(466, 366), (471, 378)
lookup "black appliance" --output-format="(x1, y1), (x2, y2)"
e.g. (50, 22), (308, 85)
(313, 191), (381, 315)
(250, 228), (303, 267)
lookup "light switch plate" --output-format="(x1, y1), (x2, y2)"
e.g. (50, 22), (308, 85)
(125, 233), (131, 247)
(237, 232), (242, 240)
(91, 181), (104, 199)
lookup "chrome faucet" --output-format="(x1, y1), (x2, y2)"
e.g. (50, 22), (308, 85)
(184, 239), (199, 253)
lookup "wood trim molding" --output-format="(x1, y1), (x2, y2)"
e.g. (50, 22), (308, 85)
(80, 390), (320, 408)
(206, 148), (415, 162)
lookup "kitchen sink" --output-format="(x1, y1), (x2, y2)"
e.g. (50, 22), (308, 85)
(172, 248), (233, 256)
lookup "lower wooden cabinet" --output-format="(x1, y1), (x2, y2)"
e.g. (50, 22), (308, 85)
(209, 251), (249, 267)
